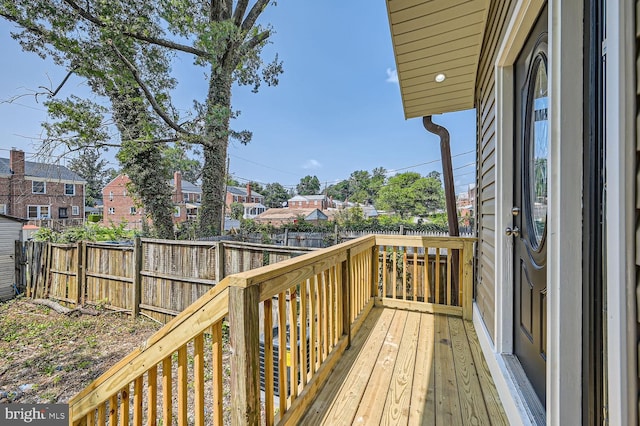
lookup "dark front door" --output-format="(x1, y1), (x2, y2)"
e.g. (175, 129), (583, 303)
(513, 6), (548, 407)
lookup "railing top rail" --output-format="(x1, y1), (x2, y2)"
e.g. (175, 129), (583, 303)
(228, 235), (376, 293)
(69, 277), (231, 421)
(221, 240), (315, 254)
(374, 234), (477, 249)
(140, 237), (219, 246)
(48, 243), (77, 248)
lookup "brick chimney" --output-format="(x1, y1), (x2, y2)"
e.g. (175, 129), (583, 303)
(9, 148), (25, 177)
(246, 183), (252, 203)
(173, 171), (182, 203)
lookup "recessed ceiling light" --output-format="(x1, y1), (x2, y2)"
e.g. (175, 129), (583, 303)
(435, 73), (446, 83)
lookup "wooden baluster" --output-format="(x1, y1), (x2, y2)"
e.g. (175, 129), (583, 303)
(109, 394), (118, 426)
(392, 246), (398, 300)
(425, 248), (430, 303)
(87, 408), (95, 426)
(288, 287), (299, 400)
(382, 246), (387, 298)
(147, 367), (157, 426)
(212, 322), (223, 426)
(447, 249), (452, 306)
(194, 334), (205, 426)
(326, 269), (333, 352)
(133, 377), (143, 426)
(97, 402), (106, 426)
(435, 248), (441, 304)
(462, 241), (474, 320)
(177, 345), (188, 426)
(402, 249), (408, 300)
(263, 299), (275, 425)
(299, 281), (308, 388)
(162, 356), (172, 426)
(309, 276), (317, 375)
(413, 250), (418, 301)
(278, 291), (288, 412)
(321, 271), (328, 360)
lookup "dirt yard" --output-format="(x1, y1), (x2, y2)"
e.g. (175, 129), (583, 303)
(0, 297), (162, 404)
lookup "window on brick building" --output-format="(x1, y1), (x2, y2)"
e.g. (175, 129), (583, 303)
(0, 204), (5, 214)
(108, 207), (115, 215)
(174, 207), (180, 217)
(59, 207), (68, 218)
(72, 206), (79, 216)
(32, 181), (46, 194)
(109, 191), (114, 201)
(130, 207), (136, 215)
(27, 205), (49, 219)
(64, 183), (75, 195)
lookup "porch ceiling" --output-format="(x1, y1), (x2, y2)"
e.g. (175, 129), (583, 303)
(386, 0), (490, 119)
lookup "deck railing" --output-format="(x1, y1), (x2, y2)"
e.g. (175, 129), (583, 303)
(68, 234), (475, 425)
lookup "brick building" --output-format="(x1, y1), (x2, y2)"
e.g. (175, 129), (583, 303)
(0, 149), (86, 220)
(287, 194), (334, 210)
(102, 172), (202, 229)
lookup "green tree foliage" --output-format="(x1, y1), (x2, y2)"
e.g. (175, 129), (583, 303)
(67, 148), (115, 206)
(163, 144), (202, 183)
(2, 0), (283, 237)
(263, 182), (289, 207)
(296, 175), (321, 195)
(376, 172), (445, 219)
(230, 202), (244, 220)
(326, 167), (387, 203)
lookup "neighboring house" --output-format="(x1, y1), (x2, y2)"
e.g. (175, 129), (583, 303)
(253, 208), (328, 226)
(287, 194), (334, 209)
(0, 214), (25, 301)
(0, 148), (86, 220)
(225, 184), (265, 207)
(102, 172), (201, 229)
(386, 0), (631, 424)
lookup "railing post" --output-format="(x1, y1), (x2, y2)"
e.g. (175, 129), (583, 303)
(229, 284), (261, 425)
(132, 237), (142, 317)
(371, 245), (379, 298)
(462, 241), (474, 320)
(342, 249), (351, 348)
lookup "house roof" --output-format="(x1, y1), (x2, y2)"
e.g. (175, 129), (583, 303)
(170, 178), (201, 193)
(0, 213), (28, 223)
(255, 208), (327, 221)
(289, 194), (326, 202)
(0, 157), (87, 183)
(227, 186), (264, 198)
(386, 0), (490, 118)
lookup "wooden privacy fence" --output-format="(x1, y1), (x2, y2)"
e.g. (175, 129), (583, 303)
(68, 234), (476, 426)
(21, 238), (313, 323)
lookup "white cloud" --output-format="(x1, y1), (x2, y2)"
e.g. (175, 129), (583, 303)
(386, 68), (399, 84)
(302, 159), (322, 170)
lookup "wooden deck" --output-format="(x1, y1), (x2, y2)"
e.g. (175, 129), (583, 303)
(300, 307), (508, 425)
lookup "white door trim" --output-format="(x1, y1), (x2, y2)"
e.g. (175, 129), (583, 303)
(605, 0), (636, 424)
(490, 0), (584, 423)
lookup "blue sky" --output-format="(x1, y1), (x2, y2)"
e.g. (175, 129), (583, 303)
(0, 1), (477, 194)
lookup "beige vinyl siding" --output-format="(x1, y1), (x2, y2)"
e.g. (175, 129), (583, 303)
(474, 0), (514, 342)
(0, 218), (22, 301)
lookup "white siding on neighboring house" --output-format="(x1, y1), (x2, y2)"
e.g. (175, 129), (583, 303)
(475, 0), (514, 342)
(0, 216), (23, 301)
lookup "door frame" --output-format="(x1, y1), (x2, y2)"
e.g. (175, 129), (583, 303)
(604, 0), (636, 424)
(475, 0), (584, 423)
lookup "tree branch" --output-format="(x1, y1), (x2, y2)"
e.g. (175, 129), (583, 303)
(242, 0), (270, 32)
(108, 40), (195, 138)
(36, 68), (77, 102)
(63, 0), (212, 59)
(242, 30), (270, 53)
(232, 0), (249, 26)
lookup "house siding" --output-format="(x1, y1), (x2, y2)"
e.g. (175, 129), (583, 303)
(475, 0), (515, 342)
(0, 217), (22, 301)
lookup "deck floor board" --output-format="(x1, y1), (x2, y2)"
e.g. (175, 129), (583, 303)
(299, 307), (508, 425)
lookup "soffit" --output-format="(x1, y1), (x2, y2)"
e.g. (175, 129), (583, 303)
(386, 0), (490, 118)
